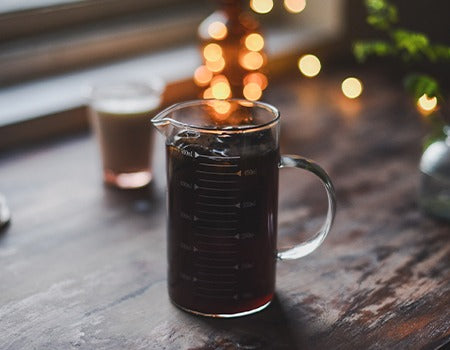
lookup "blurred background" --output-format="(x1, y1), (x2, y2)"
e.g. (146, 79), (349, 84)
(1, 3), (449, 346)
(0, 0), (449, 148)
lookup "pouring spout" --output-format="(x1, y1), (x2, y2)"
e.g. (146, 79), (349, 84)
(151, 110), (172, 137)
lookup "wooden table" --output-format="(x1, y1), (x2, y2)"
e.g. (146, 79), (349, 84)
(1, 72), (449, 349)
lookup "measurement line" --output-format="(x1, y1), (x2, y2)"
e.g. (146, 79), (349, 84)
(197, 210), (236, 215)
(198, 271), (236, 277)
(196, 217), (238, 223)
(195, 262), (238, 268)
(198, 179), (238, 184)
(196, 249), (238, 255)
(197, 226), (237, 231)
(195, 186), (239, 192)
(197, 242), (236, 247)
(196, 279), (237, 285)
(198, 194), (237, 199)
(198, 179), (237, 184)
(197, 255), (236, 262)
(196, 202), (238, 208)
(194, 232), (236, 238)
(199, 163), (238, 167)
(196, 170), (238, 176)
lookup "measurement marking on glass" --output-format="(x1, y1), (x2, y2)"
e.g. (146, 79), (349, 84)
(198, 178), (238, 184)
(194, 216), (238, 223)
(198, 271), (236, 277)
(195, 248), (238, 255)
(196, 170), (242, 176)
(198, 163), (238, 168)
(197, 210), (236, 215)
(197, 202), (240, 208)
(196, 232), (249, 240)
(197, 226), (237, 231)
(197, 255), (236, 262)
(195, 263), (239, 269)
(194, 185), (239, 192)
(197, 241), (236, 247)
(196, 279), (237, 285)
(198, 194), (237, 199)
(194, 232), (237, 239)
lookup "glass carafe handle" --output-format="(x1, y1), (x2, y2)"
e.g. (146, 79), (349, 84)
(277, 155), (337, 260)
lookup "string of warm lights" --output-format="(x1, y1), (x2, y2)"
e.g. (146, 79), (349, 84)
(197, 0), (440, 108)
(195, 0), (269, 102)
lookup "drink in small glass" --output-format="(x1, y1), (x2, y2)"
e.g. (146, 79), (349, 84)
(90, 81), (163, 189)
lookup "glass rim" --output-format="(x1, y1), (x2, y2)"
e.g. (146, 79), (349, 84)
(152, 98), (280, 134)
(89, 78), (165, 100)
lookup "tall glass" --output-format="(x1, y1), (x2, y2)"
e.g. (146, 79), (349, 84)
(152, 99), (336, 317)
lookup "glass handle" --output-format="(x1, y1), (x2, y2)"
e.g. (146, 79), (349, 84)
(277, 155), (337, 260)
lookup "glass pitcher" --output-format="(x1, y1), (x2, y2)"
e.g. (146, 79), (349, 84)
(152, 99), (336, 317)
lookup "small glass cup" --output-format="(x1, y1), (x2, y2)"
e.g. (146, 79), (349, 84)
(89, 81), (164, 189)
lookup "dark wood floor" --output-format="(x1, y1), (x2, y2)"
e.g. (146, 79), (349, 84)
(0, 71), (449, 349)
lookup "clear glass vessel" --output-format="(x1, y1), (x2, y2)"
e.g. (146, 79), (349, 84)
(152, 99), (336, 317)
(419, 126), (450, 221)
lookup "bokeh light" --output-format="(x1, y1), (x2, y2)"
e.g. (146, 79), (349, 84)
(244, 72), (268, 90)
(203, 43), (222, 62)
(417, 94), (437, 113)
(341, 77), (363, 99)
(205, 57), (225, 72)
(209, 100), (232, 118)
(250, 0), (273, 14)
(240, 51), (264, 70)
(211, 76), (231, 99)
(194, 66), (213, 86)
(212, 82), (231, 99)
(208, 21), (228, 40)
(298, 54), (321, 77)
(245, 33), (265, 52)
(284, 0), (306, 13)
(203, 87), (213, 99)
(243, 82), (263, 101)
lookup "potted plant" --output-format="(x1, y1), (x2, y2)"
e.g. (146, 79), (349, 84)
(353, 0), (450, 220)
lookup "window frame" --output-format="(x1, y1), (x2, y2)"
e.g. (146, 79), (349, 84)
(0, 0), (212, 86)
(0, 0), (205, 41)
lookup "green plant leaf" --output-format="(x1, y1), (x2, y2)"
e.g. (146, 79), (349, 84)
(353, 41), (396, 62)
(393, 29), (430, 61)
(426, 44), (450, 62)
(404, 74), (441, 100)
(365, 0), (398, 30)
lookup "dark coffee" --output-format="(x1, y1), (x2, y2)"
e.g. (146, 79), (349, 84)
(166, 135), (279, 315)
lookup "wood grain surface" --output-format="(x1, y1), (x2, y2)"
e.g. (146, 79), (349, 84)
(0, 72), (449, 349)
